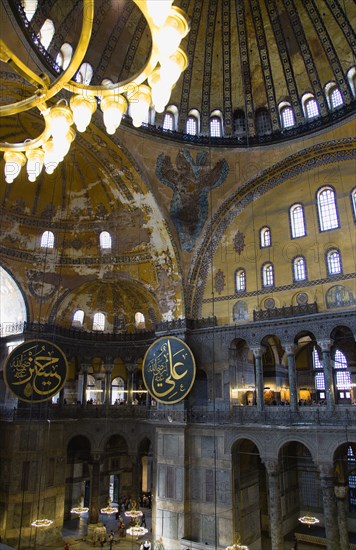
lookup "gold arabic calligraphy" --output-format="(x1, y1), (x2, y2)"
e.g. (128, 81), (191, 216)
(10, 344), (63, 397)
(147, 340), (189, 399)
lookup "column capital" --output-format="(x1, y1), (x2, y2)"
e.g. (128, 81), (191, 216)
(317, 462), (335, 478)
(81, 364), (90, 374)
(90, 453), (102, 464)
(318, 339), (334, 352)
(251, 346), (265, 358)
(283, 343), (297, 355)
(104, 363), (113, 374)
(263, 459), (280, 475)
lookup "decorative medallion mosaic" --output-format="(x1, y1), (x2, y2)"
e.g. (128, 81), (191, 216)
(214, 269), (225, 295)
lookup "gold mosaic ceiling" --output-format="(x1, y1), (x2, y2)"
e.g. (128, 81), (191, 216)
(7, 0), (356, 142)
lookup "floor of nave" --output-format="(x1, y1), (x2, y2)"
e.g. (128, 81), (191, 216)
(0, 512), (346, 550)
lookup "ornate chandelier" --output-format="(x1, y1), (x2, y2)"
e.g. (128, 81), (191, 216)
(225, 534), (249, 550)
(298, 512), (320, 527)
(100, 498), (118, 516)
(0, 0), (190, 183)
(31, 518), (53, 528)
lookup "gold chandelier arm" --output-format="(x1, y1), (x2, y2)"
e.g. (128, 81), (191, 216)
(0, 40), (50, 90)
(64, 0), (159, 98)
(0, 112), (52, 152)
(0, 0), (94, 117)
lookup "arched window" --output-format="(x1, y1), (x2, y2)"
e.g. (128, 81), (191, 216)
(39, 19), (55, 50)
(111, 376), (125, 404)
(186, 115), (198, 135)
(313, 347), (325, 398)
(304, 96), (319, 119)
(21, 0), (38, 21)
(72, 309), (84, 327)
(334, 349), (351, 399)
(56, 43), (73, 70)
(235, 269), (246, 292)
(75, 63), (93, 85)
(40, 230), (54, 248)
(260, 226), (271, 248)
(290, 204), (306, 238)
(93, 312), (105, 331)
(351, 188), (356, 221)
(163, 111), (174, 131)
(255, 108), (272, 135)
(326, 248), (342, 275)
(232, 300), (248, 321)
(262, 263), (274, 287)
(100, 231), (112, 250)
(0, 266), (27, 336)
(135, 311), (145, 329)
(210, 116), (222, 137)
(329, 86), (343, 110)
(233, 109), (246, 136)
(317, 186), (339, 231)
(347, 67), (356, 97)
(293, 256), (307, 281)
(280, 104), (295, 128)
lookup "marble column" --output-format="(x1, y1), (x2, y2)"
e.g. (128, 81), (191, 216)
(130, 454), (140, 504)
(284, 344), (298, 412)
(88, 455), (101, 525)
(81, 364), (89, 408)
(334, 484), (349, 550)
(251, 347), (265, 412)
(319, 339), (335, 411)
(318, 463), (340, 550)
(104, 363), (113, 406)
(126, 361), (137, 405)
(265, 460), (283, 550)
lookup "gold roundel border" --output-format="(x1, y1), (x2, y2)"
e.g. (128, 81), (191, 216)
(4, 339), (68, 403)
(142, 336), (196, 405)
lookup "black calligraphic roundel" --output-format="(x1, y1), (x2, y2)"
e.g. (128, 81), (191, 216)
(142, 336), (196, 404)
(4, 339), (68, 403)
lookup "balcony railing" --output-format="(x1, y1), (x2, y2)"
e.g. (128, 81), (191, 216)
(253, 302), (318, 321)
(1, 403), (355, 426)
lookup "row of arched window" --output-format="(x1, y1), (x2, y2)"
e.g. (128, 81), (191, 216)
(38, 188), (356, 251)
(72, 310), (146, 331)
(260, 186), (356, 250)
(235, 247), (343, 292)
(21, 4), (356, 139)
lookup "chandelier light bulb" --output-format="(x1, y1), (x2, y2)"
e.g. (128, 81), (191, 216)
(128, 85), (152, 127)
(145, 0), (174, 27)
(26, 148), (45, 182)
(47, 104), (74, 142)
(4, 151), (26, 183)
(42, 140), (59, 174)
(52, 127), (76, 162)
(160, 47), (188, 87)
(70, 95), (97, 132)
(148, 70), (171, 113)
(101, 95), (127, 135)
(154, 7), (190, 60)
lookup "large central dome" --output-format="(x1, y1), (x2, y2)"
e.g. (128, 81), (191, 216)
(8, 0), (356, 146)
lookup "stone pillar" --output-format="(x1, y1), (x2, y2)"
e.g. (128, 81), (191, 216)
(284, 344), (298, 412)
(251, 347), (265, 412)
(88, 455), (101, 525)
(265, 460), (283, 550)
(104, 363), (113, 406)
(318, 463), (340, 550)
(126, 361), (137, 405)
(319, 339), (335, 411)
(81, 364), (89, 408)
(334, 485), (349, 550)
(130, 454), (140, 504)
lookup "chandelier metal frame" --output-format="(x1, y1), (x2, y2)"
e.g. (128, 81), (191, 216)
(0, 0), (189, 183)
